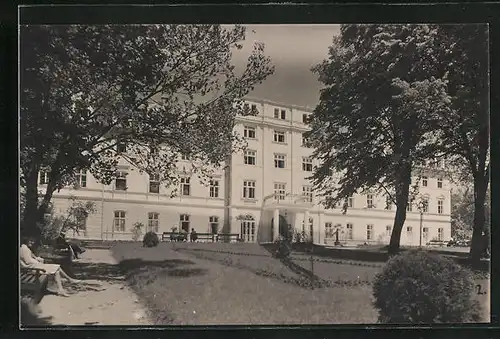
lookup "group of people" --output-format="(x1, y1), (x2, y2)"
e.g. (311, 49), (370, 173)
(20, 233), (88, 297)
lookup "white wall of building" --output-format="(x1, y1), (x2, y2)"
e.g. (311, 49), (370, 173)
(44, 98), (452, 246)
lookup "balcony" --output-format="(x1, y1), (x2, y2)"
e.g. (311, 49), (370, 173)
(262, 193), (314, 212)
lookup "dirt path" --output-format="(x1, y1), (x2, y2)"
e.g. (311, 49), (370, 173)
(37, 249), (151, 326)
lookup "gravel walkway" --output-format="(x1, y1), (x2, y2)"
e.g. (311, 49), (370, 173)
(37, 249), (151, 326)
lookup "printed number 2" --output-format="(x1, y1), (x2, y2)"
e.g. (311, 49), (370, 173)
(476, 284), (487, 295)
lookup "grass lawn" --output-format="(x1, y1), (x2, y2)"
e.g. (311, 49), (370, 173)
(111, 242), (378, 325)
(110, 242), (490, 325)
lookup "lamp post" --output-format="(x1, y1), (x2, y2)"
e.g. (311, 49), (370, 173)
(419, 210), (423, 248)
(417, 199), (426, 248)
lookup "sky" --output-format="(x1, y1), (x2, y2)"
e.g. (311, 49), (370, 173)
(230, 24), (341, 108)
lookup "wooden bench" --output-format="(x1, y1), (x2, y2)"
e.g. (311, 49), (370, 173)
(191, 233), (217, 242)
(20, 267), (49, 304)
(162, 232), (187, 242)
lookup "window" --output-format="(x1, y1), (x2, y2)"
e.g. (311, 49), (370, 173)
(348, 196), (354, 208)
(385, 195), (392, 210)
(302, 134), (310, 147)
(302, 113), (309, 124)
(180, 177), (190, 196)
(273, 130), (286, 143)
(181, 154), (189, 161)
(209, 180), (219, 198)
(148, 212), (159, 233)
(386, 225), (392, 237)
(422, 176), (428, 187)
(76, 170), (87, 188)
(243, 180), (256, 199)
(274, 108), (286, 120)
(325, 222), (333, 238)
(423, 227), (429, 240)
(274, 153), (286, 168)
(366, 224), (373, 240)
(437, 177), (443, 189)
(116, 141), (127, 153)
(39, 170), (49, 185)
(437, 199), (444, 214)
(180, 214), (190, 232)
(274, 182), (286, 200)
(244, 150), (257, 165)
(422, 198), (429, 213)
(367, 194), (374, 208)
(407, 202), (413, 212)
(209, 216), (219, 234)
(115, 171), (127, 191)
(244, 126), (256, 139)
(113, 211), (126, 232)
(302, 157), (313, 172)
(241, 216), (256, 242)
(149, 173), (160, 193)
(407, 226), (413, 237)
(302, 186), (313, 203)
(346, 223), (353, 240)
(437, 228), (444, 241)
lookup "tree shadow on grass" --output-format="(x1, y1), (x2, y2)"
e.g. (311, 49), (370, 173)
(121, 259), (207, 281)
(71, 261), (125, 283)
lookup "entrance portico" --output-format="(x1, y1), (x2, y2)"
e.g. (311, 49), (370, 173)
(263, 193), (314, 242)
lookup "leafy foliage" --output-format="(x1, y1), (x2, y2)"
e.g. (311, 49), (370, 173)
(372, 250), (481, 323)
(143, 231), (160, 248)
(39, 196), (96, 242)
(20, 24), (274, 236)
(307, 24), (450, 252)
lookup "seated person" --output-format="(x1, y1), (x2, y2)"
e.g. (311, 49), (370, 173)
(20, 236), (81, 297)
(190, 228), (198, 242)
(56, 232), (86, 259)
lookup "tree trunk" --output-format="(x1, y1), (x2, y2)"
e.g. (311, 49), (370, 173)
(388, 166), (411, 255)
(469, 176), (488, 262)
(21, 164), (41, 239)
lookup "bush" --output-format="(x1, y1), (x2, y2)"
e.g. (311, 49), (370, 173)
(372, 250), (481, 323)
(142, 231), (159, 248)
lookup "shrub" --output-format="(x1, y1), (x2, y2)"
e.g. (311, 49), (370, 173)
(143, 231), (159, 247)
(131, 222), (144, 241)
(372, 250), (481, 323)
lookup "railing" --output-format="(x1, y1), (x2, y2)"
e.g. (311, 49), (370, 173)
(263, 193), (312, 206)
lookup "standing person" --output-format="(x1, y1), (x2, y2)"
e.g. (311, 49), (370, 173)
(20, 237), (81, 297)
(190, 228), (198, 242)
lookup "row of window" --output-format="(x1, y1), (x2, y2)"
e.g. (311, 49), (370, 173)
(241, 102), (312, 124)
(113, 211), (220, 233)
(243, 126), (311, 147)
(324, 223), (445, 241)
(244, 151), (314, 171)
(421, 176), (444, 188)
(40, 169), (221, 197)
(242, 183), (446, 214)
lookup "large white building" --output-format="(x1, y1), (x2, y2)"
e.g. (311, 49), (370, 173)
(42, 97), (452, 246)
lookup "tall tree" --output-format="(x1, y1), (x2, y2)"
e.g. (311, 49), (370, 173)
(307, 24), (451, 254)
(20, 24), (274, 238)
(433, 25), (489, 262)
(451, 185), (491, 243)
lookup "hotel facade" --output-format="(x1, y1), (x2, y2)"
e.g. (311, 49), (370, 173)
(42, 98), (452, 246)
